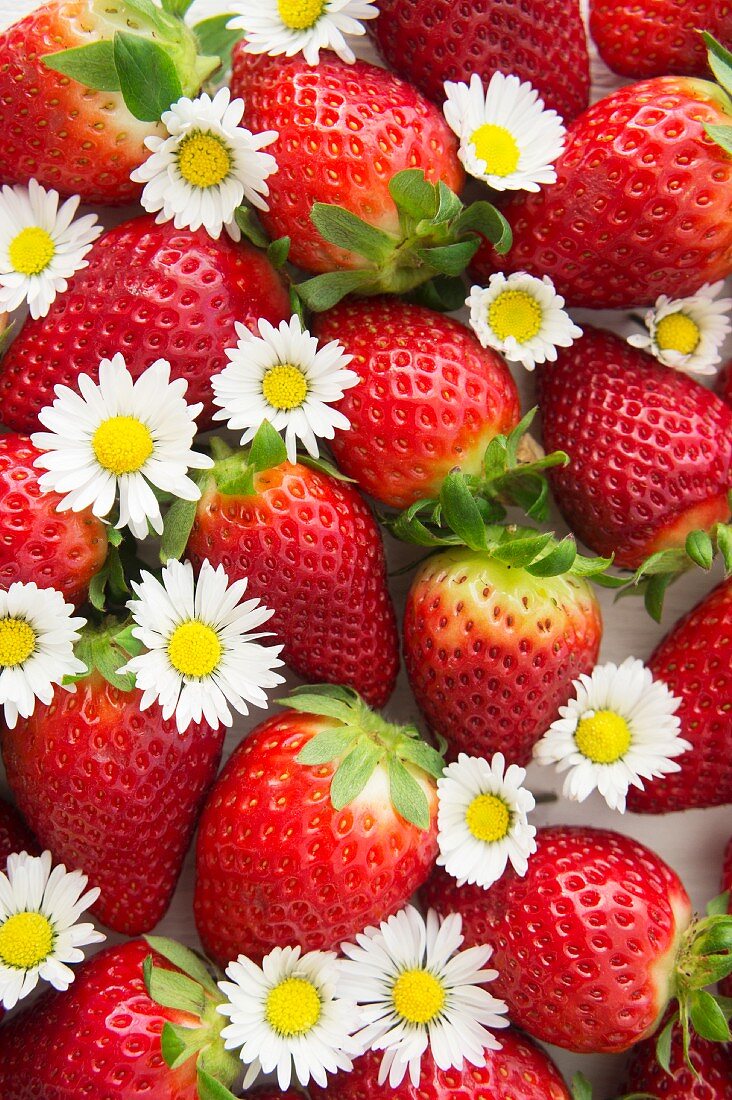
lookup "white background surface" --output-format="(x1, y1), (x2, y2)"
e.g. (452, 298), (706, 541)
(0, 1), (730, 1097)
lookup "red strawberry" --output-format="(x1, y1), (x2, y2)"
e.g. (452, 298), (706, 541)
(0, 797), (38, 863)
(373, 0), (589, 123)
(473, 77), (732, 308)
(538, 328), (732, 571)
(718, 359), (732, 405)
(620, 1016), (732, 1097)
(194, 687), (442, 967)
(309, 1035), (571, 1099)
(722, 838), (732, 999)
(625, 579), (732, 813)
(0, 433), (107, 606)
(311, 298), (521, 509)
(590, 0), (732, 79)
(0, 215), (291, 434)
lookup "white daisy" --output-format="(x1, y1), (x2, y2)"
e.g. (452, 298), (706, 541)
(436, 753), (536, 890)
(217, 945), (361, 1091)
(466, 272), (583, 370)
(31, 354), (213, 542)
(131, 87), (278, 240)
(229, 0), (378, 66)
(212, 314), (359, 464)
(627, 281), (732, 376)
(443, 72), (566, 192)
(340, 905), (509, 1088)
(0, 581), (86, 730)
(121, 558), (284, 733)
(0, 179), (102, 320)
(533, 657), (691, 813)
(0, 850), (104, 1010)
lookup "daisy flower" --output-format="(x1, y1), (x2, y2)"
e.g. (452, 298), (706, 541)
(229, 0), (378, 66)
(0, 850), (104, 1010)
(217, 944), (361, 1091)
(0, 179), (102, 320)
(0, 581), (86, 729)
(533, 657), (690, 813)
(121, 558), (284, 733)
(131, 87), (278, 241)
(212, 314), (359, 464)
(466, 272), (583, 370)
(436, 753), (537, 890)
(442, 72), (566, 192)
(32, 354), (213, 541)
(627, 281), (732, 376)
(340, 905), (509, 1088)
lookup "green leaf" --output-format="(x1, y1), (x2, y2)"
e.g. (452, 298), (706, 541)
(655, 1012), (676, 1074)
(144, 935), (219, 995)
(408, 275), (467, 312)
(193, 15), (242, 72)
(644, 572), (675, 622)
(125, 0), (176, 31)
(453, 200), (513, 253)
(396, 737), (445, 780)
(160, 497), (199, 564)
(296, 727), (355, 765)
(708, 890), (731, 918)
(705, 123), (732, 154)
(310, 204), (397, 263)
(416, 238), (480, 276)
(689, 990), (731, 1042)
(330, 742), (383, 809)
(267, 236), (290, 269)
(439, 472), (488, 551)
(433, 181), (463, 224)
(42, 41), (120, 91)
(685, 529), (714, 570)
(494, 531), (555, 568)
(161, 1021), (205, 1071)
(113, 31), (182, 122)
(162, 0), (194, 15)
(388, 755), (430, 830)
(143, 958), (206, 1018)
(197, 1067), (239, 1100)
(92, 634), (136, 692)
(298, 453), (356, 481)
(285, 688), (357, 723)
(572, 553), (617, 579)
(88, 559), (111, 613)
(248, 419), (288, 472)
(526, 537), (578, 577)
(234, 205), (270, 249)
(0, 320), (16, 358)
(296, 270), (373, 311)
(703, 31), (732, 96)
(388, 169), (438, 220)
(570, 1073), (592, 1100)
(717, 523), (732, 573)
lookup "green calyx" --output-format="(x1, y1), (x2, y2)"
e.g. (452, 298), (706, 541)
(295, 169), (512, 312)
(66, 614), (144, 693)
(570, 1073), (654, 1100)
(287, 684), (445, 830)
(700, 32), (732, 153)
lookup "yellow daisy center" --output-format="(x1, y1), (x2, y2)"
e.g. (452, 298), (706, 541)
(470, 123), (521, 177)
(488, 289), (543, 344)
(265, 977), (322, 1036)
(92, 416), (154, 476)
(8, 226), (56, 276)
(178, 131), (232, 189)
(277, 0), (327, 29)
(0, 911), (54, 969)
(465, 793), (511, 843)
(262, 363), (308, 410)
(0, 618), (36, 668)
(392, 969), (445, 1025)
(654, 312), (701, 356)
(574, 710), (632, 764)
(167, 621), (222, 679)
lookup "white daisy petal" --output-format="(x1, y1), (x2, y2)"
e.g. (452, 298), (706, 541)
(229, 0), (378, 66)
(627, 281), (732, 376)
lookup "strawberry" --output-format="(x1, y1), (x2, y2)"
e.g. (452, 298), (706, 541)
(620, 1016), (732, 1097)
(372, 0), (590, 123)
(194, 686), (443, 967)
(0, 215), (290, 434)
(722, 838), (732, 999)
(718, 359), (732, 405)
(625, 579), (732, 813)
(0, 433), (107, 607)
(422, 824), (732, 1055)
(0, 797), (38, 863)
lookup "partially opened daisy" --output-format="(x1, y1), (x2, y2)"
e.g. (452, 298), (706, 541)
(467, 272), (582, 370)
(627, 281), (732, 376)
(131, 87), (278, 240)
(0, 581), (86, 729)
(443, 72), (566, 192)
(229, 0), (378, 66)
(340, 905), (509, 1088)
(212, 314), (359, 463)
(0, 179), (102, 320)
(436, 753), (536, 889)
(121, 558), (284, 733)
(32, 354), (213, 541)
(534, 657), (690, 813)
(0, 850), (104, 1010)
(217, 944), (361, 1090)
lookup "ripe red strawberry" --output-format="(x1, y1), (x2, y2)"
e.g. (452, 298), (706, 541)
(538, 328), (732, 571)
(373, 0), (589, 123)
(620, 1016), (732, 1097)
(0, 215), (291, 434)
(625, 579), (732, 813)
(311, 298), (520, 509)
(0, 433), (107, 606)
(718, 359), (732, 405)
(473, 77), (732, 308)
(590, 0), (732, 79)
(0, 797), (38, 863)
(194, 688), (442, 967)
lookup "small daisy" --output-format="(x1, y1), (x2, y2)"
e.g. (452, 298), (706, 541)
(467, 272), (583, 370)
(340, 905), (509, 1088)
(534, 657), (691, 813)
(32, 354), (213, 541)
(443, 72), (566, 192)
(229, 0), (378, 66)
(131, 87), (278, 240)
(0, 581), (86, 729)
(217, 945), (361, 1091)
(627, 281), (732, 376)
(0, 850), (104, 1010)
(212, 314), (359, 464)
(121, 558), (284, 733)
(0, 179), (102, 320)
(436, 753), (537, 890)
